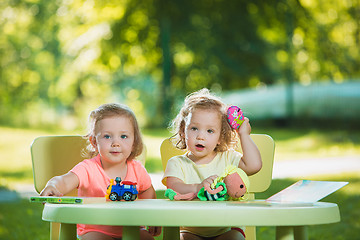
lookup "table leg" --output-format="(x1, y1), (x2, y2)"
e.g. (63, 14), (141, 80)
(50, 222), (60, 240)
(294, 226), (308, 240)
(122, 226), (140, 240)
(276, 226), (294, 240)
(58, 223), (76, 240)
(163, 226), (180, 240)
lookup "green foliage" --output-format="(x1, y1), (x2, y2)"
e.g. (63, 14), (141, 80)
(1, 0), (359, 128)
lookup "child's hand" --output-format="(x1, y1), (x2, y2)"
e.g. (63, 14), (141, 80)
(237, 117), (251, 136)
(201, 175), (218, 192)
(40, 185), (63, 197)
(148, 226), (162, 236)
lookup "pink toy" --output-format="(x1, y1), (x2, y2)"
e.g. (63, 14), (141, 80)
(227, 106), (244, 129)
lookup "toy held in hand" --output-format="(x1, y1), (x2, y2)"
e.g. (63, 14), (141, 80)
(227, 106), (244, 129)
(165, 189), (197, 201)
(165, 165), (250, 201)
(198, 165), (250, 201)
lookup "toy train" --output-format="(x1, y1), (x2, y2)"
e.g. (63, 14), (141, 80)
(105, 177), (138, 201)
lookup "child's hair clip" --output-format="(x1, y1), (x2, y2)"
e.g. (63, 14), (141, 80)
(227, 106), (244, 129)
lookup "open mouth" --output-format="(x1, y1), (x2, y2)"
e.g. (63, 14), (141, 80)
(195, 144), (205, 150)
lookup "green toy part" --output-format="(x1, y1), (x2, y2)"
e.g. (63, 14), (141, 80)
(165, 188), (177, 200)
(197, 182), (228, 201)
(165, 165), (250, 201)
(165, 188), (197, 201)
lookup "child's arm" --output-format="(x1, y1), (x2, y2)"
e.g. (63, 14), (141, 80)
(237, 117), (262, 176)
(138, 185), (156, 199)
(40, 172), (79, 196)
(166, 175), (218, 194)
(138, 185), (162, 236)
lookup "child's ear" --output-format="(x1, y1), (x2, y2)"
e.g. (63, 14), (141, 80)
(89, 136), (97, 148)
(217, 136), (222, 146)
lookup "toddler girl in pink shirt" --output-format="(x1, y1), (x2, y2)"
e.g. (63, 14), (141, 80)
(40, 103), (161, 240)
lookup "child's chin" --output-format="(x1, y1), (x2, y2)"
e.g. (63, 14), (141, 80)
(195, 147), (205, 152)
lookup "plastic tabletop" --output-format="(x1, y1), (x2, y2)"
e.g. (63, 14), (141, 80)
(42, 199), (340, 240)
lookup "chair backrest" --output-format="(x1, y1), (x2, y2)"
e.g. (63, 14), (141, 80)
(160, 134), (274, 240)
(31, 135), (146, 195)
(160, 134), (275, 194)
(31, 136), (88, 194)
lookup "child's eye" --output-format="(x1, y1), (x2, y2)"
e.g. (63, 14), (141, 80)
(191, 127), (198, 131)
(104, 134), (111, 139)
(121, 135), (128, 139)
(207, 129), (214, 134)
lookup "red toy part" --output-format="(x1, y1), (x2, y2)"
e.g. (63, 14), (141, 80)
(106, 177), (138, 201)
(121, 180), (137, 185)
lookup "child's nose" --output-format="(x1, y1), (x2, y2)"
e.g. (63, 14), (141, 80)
(111, 141), (120, 147)
(196, 132), (205, 140)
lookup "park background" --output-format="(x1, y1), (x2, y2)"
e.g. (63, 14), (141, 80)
(0, 0), (359, 239)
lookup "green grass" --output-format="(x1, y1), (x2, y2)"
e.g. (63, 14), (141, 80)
(0, 125), (359, 239)
(253, 127), (360, 162)
(0, 174), (358, 240)
(255, 172), (360, 239)
(0, 198), (49, 240)
(0, 126), (170, 186)
(1, 126), (359, 186)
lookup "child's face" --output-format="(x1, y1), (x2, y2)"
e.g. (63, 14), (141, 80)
(91, 116), (134, 167)
(184, 108), (222, 163)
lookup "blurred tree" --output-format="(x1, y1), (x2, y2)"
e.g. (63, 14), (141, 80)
(0, 0), (63, 127)
(0, 0), (359, 128)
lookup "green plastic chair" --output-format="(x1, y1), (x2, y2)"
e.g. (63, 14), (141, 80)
(160, 134), (275, 240)
(30, 135), (146, 240)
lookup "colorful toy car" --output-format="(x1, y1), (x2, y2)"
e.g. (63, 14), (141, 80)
(105, 177), (138, 201)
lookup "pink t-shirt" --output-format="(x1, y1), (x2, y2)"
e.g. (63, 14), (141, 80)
(70, 154), (152, 238)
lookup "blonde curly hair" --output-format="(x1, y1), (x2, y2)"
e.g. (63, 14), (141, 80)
(170, 88), (237, 152)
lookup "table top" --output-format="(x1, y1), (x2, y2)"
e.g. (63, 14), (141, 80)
(42, 199), (340, 227)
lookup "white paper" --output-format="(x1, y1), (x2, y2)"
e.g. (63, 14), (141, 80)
(266, 180), (348, 203)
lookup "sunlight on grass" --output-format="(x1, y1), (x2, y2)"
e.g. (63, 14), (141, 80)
(143, 130), (170, 166)
(0, 127), (76, 171)
(255, 172), (360, 239)
(0, 124), (359, 240)
(0, 126), (171, 186)
(0, 172), (358, 240)
(0, 127), (75, 185)
(264, 129), (360, 161)
(1, 126), (359, 186)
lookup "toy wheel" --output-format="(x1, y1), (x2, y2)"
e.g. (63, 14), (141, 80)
(123, 192), (132, 201)
(109, 192), (118, 201)
(131, 194), (137, 201)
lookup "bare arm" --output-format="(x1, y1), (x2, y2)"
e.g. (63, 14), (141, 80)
(138, 185), (156, 199)
(138, 185), (162, 236)
(238, 118), (262, 176)
(40, 172), (79, 196)
(166, 175), (218, 194)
